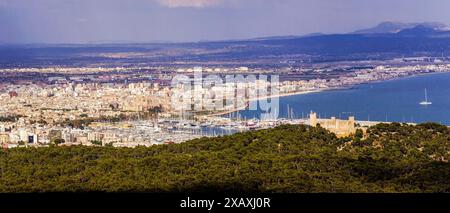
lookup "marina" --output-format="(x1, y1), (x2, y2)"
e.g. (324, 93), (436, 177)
(229, 72), (450, 125)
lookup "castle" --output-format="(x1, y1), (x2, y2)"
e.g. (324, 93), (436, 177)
(309, 112), (356, 137)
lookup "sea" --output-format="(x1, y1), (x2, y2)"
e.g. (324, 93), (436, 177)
(230, 72), (450, 125)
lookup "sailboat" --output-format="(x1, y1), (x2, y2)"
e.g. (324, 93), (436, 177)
(419, 89), (432, 105)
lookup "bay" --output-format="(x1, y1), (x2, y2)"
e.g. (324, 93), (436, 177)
(233, 72), (450, 125)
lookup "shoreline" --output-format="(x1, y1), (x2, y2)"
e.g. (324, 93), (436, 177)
(205, 89), (329, 117)
(204, 88), (332, 117)
(204, 70), (450, 118)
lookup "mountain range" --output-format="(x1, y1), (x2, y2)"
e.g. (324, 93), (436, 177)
(0, 22), (449, 65)
(164, 22), (448, 63)
(353, 21), (449, 34)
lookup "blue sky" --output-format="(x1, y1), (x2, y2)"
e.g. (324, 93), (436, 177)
(1, 0), (449, 43)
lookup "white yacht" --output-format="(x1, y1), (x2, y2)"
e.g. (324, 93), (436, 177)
(419, 88), (432, 105)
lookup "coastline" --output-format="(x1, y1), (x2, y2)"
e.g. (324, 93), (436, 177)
(356, 70), (450, 86)
(247, 89), (327, 102)
(205, 70), (450, 118)
(202, 104), (250, 117)
(205, 88), (328, 117)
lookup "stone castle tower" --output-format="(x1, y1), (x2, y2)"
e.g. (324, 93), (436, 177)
(310, 112), (317, 126)
(309, 112), (357, 137)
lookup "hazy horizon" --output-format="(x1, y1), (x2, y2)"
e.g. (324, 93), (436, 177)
(1, 0), (450, 44)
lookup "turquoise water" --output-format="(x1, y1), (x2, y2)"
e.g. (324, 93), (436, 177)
(233, 72), (450, 125)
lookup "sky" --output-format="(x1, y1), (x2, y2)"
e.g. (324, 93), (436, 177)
(0, 0), (449, 44)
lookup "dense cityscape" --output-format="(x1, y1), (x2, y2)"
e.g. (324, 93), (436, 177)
(1, 60), (449, 148)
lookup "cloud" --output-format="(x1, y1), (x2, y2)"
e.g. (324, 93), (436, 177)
(156, 0), (221, 8)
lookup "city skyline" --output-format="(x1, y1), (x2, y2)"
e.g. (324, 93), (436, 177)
(1, 0), (450, 44)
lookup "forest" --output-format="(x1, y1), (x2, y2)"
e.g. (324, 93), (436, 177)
(0, 123), (448, 192)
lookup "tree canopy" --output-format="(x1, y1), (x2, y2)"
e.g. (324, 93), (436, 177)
(0, 123), (448, 192)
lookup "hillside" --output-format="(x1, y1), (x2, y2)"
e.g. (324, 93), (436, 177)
(0, 123), (448, 193)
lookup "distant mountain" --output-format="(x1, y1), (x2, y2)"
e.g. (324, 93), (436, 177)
(353, 21), (448, 34)
(246, 35), (304, 41)
(247, 33), (325, 41)
(397, 25), (439, 36)
(238, 22), (449, 44)
(1, 21), (449, 65)
(354, 22), (415, 34)
(184, 23), (450, 62)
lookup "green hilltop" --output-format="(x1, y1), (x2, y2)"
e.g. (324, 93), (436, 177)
(0, 123), (448, 193)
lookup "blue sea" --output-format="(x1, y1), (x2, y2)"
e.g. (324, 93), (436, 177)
(232, 72), (450, 125)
